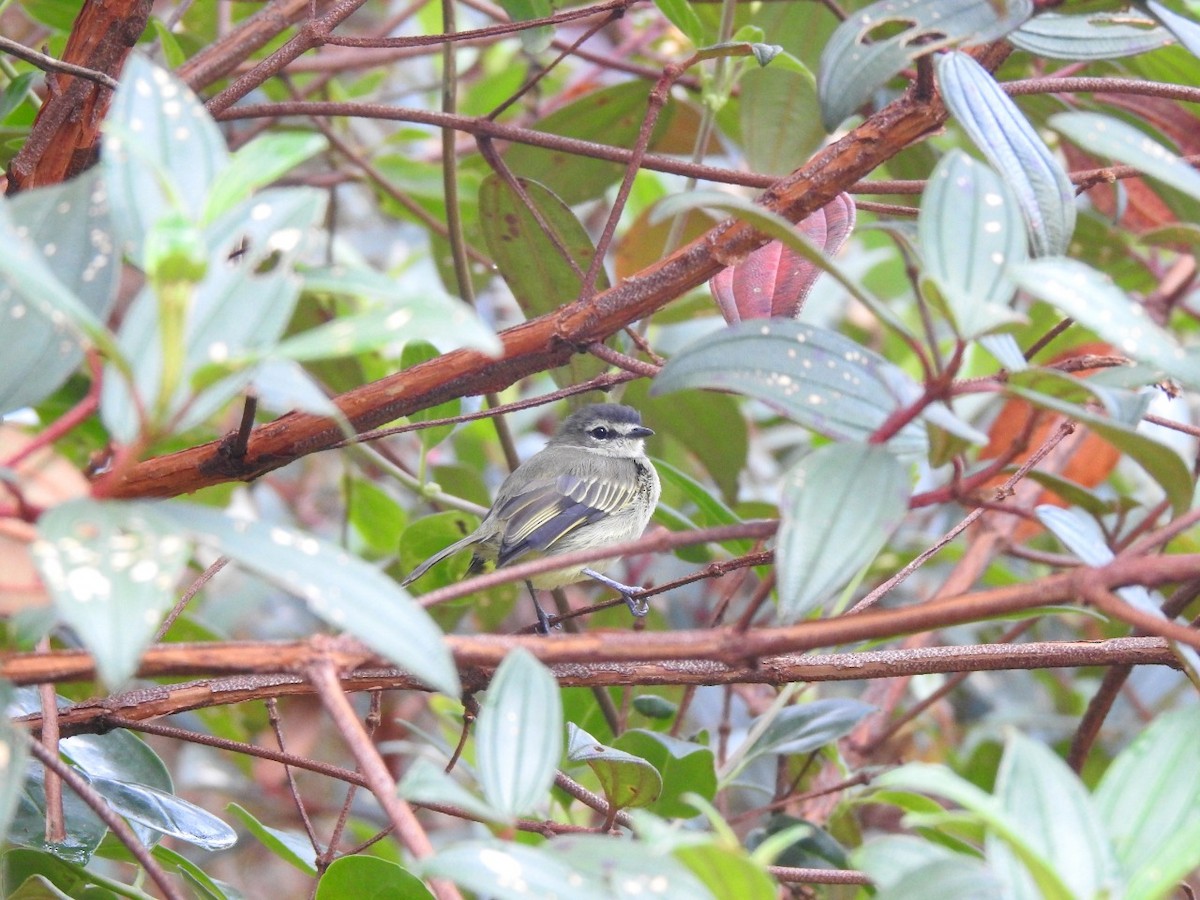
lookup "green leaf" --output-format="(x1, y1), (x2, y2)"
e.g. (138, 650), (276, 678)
(567, 724), (662, 812)
(504, 82), (669, 205)
(1010, 256), (1200, 389)
(227, 803), (315, 875)
(0, 72), (36, 121)
(612, 730), (714, 817)
(401, 342), (460, 451)
(1051, 111), (1200, 203)
(156, 503), (460, 696)
(994, 732), (1119, 899)
(398, 510), (481, 590)
(317, 855), (434, 900)
(153, 846), (232, 900)
(674, 843), (775, 900)
(476, 648), (563, 817)
(631, 695), (677, 720)
(740, 53), (822, 177)
(102, 54), (229, 257)
(1004, 382), (1193, 516)
(8, 764), (107, 864)
(937, 51), (1076, 257)
(0, 170), (119, 416)
(87, 776), (236, 850)
(739, 699), (874, 770)
(919, 150), (1026, 337)
(653, 319), (928, 455)
(627, 384), (748, 503)
(31, 499), (191, 689)
(1009, 11), (1171, 60)
(204, 132), (329, 222)
(1095, 707), (1200, 900)
(496, 0), (552, 52)
(279, 267), (500, 361)
(419, 840), (611, 900)
(348, 480), (407, 555)
(654, 0), (706, 45)
(477, 174), (608, 388)
(817, 0), (1033, 129)
(777, 443), (910, 621)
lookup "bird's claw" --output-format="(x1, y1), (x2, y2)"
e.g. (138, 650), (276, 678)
(623, 594), (650, 618)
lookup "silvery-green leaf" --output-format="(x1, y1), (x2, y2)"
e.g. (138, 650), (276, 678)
(31, 499), (191, 690)
(777, 443), (910, 621)
(1145, 1), (1200, 57)
(1009, 11), (1172, 60)
(979, 333), (1028, 371)
(100, 188), (325, 442)
(1094, 708), (1200, 900)
(0, 172), (118, 415)
(475, 648), (562, 817)
(1010, 257), (1200, 389)
(818, 0), (1033, 129)
(919, 150), (1027, 337)
(88, 775), (237, 850)
(103, 55), (229, 257)
(1051, 111), (1200, 202)
(155, 503), (460, 696)
(397, 758), (504, 823)
(937, 51), (1076, 257)
(1037, 505), (1200, 678)
(653, 319), (928, 455)
(419, 841), (612, 900)
(990, 732), (1119, 900)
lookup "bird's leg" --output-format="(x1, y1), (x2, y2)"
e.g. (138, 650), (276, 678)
(525, 580), (554, 635)
(581, 567), (649, 617)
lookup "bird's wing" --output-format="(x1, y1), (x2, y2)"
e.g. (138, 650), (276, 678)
(493, 468), (639, 567)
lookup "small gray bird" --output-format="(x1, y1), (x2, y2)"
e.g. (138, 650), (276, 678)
(402, 403), (661, 632)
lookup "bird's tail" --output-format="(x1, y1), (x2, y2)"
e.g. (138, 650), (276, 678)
(400, 534), (478, 587)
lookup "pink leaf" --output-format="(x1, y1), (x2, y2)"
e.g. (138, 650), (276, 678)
(710, 193), (856, 323)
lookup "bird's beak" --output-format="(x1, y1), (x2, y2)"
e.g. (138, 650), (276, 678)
(630, 425), (654, 438)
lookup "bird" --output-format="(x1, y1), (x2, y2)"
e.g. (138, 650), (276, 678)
(402, 403), (661, 632)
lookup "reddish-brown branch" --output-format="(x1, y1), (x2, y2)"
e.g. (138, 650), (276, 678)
(104, 43), (1016, 500)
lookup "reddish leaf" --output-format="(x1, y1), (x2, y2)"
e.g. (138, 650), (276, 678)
(709, 193), (855, 323)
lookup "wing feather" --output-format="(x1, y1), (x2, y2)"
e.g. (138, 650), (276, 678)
(494, 469), (639, 567)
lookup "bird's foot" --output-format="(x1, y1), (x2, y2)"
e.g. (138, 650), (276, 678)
(582, 567), (649, 618)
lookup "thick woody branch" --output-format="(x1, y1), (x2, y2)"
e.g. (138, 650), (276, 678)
(100, 42), (1012, 500)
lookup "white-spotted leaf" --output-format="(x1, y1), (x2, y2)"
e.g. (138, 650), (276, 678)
(31, 499), (192, 689)
(103, 54), (229, 258)
(920, 151), (1027, 337)
(818, 0), (1032, 129)
(474, 648), (562, 817)
(777, 444), (910, 621)
(653, 320), (929, 456)
(937, 51), (1076, 257)
(154, 503), (460, 696)
(0, 171), (119, 415)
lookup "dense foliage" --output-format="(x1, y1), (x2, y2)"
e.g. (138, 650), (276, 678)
(2, 0), (1200, 896)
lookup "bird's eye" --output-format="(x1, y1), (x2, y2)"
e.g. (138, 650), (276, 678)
(588, 426), (610, 440)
